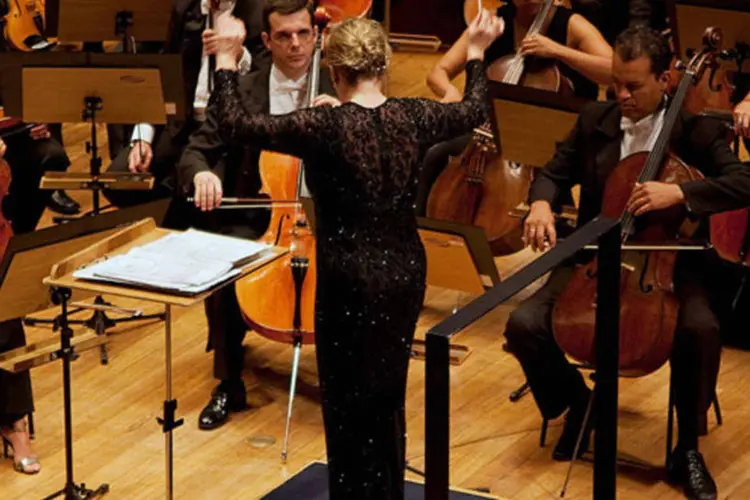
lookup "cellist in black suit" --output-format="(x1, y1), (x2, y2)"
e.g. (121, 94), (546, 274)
(177, 0), (335, 430)
(102, 0), (266, 221)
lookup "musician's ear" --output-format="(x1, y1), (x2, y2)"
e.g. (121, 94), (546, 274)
(658, 70), (671, 88)
(262, 32), (271, 52)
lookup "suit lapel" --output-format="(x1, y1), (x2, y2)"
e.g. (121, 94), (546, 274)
(239, 63), (271, 114)
(593, 104), (624, 185)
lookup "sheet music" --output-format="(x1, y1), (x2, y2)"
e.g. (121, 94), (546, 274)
(72, 229), (273, 294)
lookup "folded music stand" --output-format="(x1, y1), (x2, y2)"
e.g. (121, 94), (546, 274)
(0, 200), (171, 500)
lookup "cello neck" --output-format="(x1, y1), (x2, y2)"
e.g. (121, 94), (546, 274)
(502, 0), (556, 85)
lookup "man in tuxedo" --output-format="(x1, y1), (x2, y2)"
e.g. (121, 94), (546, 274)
(102, 0), (266, 219)
(177, 0), (335, 430)
(505, 27), (750, 499)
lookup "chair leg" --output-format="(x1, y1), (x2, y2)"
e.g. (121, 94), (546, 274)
(281, 339), (303, 464)
(559, 389), (595, 498)
(27, 413), (35, 440)
(666, 384), (675, 469)
(540, 418), (549, 447)
(712, 393), (722, 427)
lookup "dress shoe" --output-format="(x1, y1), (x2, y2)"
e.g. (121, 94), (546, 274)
(198, 382), (247, 430)
(553, 388), (594, 461)
(668, 448), (717, 500)
(47, 190), (80, 215)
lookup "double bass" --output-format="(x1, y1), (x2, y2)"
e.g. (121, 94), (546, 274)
(551, 28), (723, 376)
(426, 0), (573, 255)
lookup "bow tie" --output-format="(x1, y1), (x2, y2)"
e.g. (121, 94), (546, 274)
(620, 115), (653, 133)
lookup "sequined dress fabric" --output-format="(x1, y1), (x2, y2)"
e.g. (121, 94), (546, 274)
(213, 60), (488, 499)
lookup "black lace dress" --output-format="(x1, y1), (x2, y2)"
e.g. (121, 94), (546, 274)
(212, 59), (488, 499)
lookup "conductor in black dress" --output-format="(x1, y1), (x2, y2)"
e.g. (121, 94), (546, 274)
(201, 9), (503, 499)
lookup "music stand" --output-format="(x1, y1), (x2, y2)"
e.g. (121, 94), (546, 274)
(0, 200), (171, 500)
(487, 82), (589, 165)
(45, 0), (172, 49)
(667, 0), (750, 75)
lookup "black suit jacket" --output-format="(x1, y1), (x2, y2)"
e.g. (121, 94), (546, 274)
(529, 100), (750, 229)
(176, 61), (335, 236)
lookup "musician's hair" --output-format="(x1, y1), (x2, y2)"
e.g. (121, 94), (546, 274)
(262, 0), (313, 33)
(615, 26), (672, 76)
(326, 18), (391, 84)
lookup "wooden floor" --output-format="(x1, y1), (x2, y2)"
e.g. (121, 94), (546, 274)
(3, 50), (750, 500)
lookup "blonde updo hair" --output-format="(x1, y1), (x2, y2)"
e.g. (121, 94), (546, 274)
(325, 17), (392, 84)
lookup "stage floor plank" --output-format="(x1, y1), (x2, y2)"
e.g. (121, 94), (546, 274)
(2, 50), (750, 499)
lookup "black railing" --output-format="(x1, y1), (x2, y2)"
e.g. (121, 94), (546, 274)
(424, 216), (622, 500)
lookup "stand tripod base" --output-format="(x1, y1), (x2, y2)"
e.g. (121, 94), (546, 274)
(42, 482), (110, 500)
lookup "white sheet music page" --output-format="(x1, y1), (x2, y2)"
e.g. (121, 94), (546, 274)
(72, 229), (273, 294)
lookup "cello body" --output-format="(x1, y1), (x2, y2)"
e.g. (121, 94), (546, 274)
(552, 152), (703, 376)
(427, 0), (574, 255)
(235, 152), (317, 345)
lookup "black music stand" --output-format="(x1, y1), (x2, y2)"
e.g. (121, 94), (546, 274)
(0, 201), (170, 500)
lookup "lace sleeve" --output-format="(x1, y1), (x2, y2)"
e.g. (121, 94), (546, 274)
(414, 59), (490, 146)
(212, 69), (329, 159)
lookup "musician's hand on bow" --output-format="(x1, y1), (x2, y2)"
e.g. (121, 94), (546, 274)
(312, 94), (341, 107)
(128, 140), (153, 173)
(626, 182), (686, 216)
(734, 98), (750, 138)
(214, 14), (246, 70)
(520, 34), (563, 59)
(0, 137), (6, 159)
(194, 171), (223, 212)
(466, 9), (505, 60)
(29, 124), (51, 141)
(523, 200), (557, 252)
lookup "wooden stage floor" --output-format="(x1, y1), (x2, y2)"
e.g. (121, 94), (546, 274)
(3, 51), (750, 499)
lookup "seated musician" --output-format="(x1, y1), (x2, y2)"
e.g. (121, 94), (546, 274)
(416, 0), (614, 215)
(177, 0), (334, 430)
(0, 126), (71, 474)
(504, 27), (750, 499)
(102, 0), (266, 222)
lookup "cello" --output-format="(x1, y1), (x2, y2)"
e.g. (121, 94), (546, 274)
(226, 0), (371, 462)
(2, 0), (48, 51)
(426, 0), (574, 256)
(551, 28), (722, 376)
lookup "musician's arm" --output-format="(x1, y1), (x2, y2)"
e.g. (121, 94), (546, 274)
(177, 106), (227, 196)
(528, 110), (584, 208)
(426, 29), (471, 102)
(557, 13), (613, 86)
(678, 122), (750, 216)
(734, 91), (750, 138)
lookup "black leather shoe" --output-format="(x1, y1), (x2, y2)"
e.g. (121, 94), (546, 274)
(668, 448), (717, 500)
(553, 389), (594, 461)
(198, 383), (247, 430)
(47, 190), (80, 215)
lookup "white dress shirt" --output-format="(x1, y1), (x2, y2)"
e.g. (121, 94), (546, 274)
(269, 64), (309, 115)
(619, 106), (666, 160)
(130, 0), (252, 145)
(269, 64), (312, 196)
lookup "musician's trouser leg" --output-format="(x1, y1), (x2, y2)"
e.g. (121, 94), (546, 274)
(0, 319), (33, 427)
(206, 286), (249, 384)
(3, 134), (70, 234)
(503, 266), (589, 420)
(672, 258), (722, 451)
(414, 134), (471, 217)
